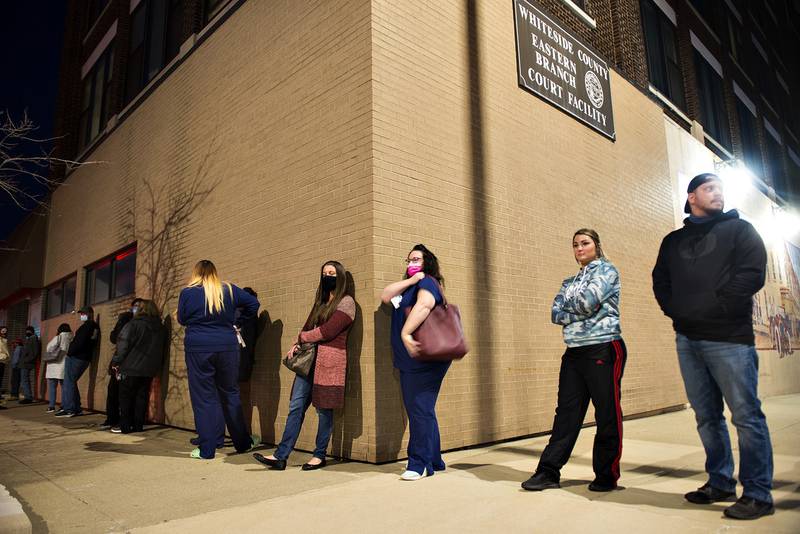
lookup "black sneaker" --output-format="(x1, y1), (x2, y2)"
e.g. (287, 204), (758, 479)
(98, 422), (112, 430)
(588, 479), (617, 492)
(521, 471), (560, 491)
(684, 483), (736, 504)
(54, 410), (72, 417)
(723, 497), (775, 520)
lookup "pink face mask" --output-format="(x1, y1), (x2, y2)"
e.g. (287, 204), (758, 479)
(407, 265), (423, 277)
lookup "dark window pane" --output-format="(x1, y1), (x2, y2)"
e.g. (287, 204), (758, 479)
(736, 100), (763, 177)
(764, 133), (787, 199)
(113, 250), (137, 298)
(165, 0), (184, 64)
(46, 284), (63, 319)
(640, 1), (685, 110)
(92, 261), (112, 304)
(63, 276), (76, 313)
(147, 0), (167, 82)
(204, 0), (226, 23)
(694, 50), (730, 150)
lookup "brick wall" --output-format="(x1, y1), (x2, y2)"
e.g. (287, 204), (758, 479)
(370, 0), (683, 461)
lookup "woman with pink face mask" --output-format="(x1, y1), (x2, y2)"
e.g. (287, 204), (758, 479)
(381, 244), (450, 481)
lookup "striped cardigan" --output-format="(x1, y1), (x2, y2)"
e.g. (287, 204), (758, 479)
(298, 295), (355, 409)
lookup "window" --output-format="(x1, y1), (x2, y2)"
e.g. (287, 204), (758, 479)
(125, 0), (185, 104)
(78, 45), (114, 151)
(724, 12), (743, 63)
(45, 275), (77, 319)
(86, 0), (110, 32)
(85, 246), (137, 305)
(203, 0), (231, 24)
(735, 99), (763, 177)
(689, 0), (722, 34)
(763, 130), (789, 200)
(694, 50), (731, 151)
(640, 0), (686, 110)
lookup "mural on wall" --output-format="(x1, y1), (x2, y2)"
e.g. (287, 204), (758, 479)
(754, 240), (799, 357)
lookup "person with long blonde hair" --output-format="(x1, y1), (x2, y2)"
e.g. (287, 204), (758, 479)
(178, 260), (260, 459)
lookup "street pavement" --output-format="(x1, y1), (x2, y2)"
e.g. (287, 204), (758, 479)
(0, 395), (797, 533)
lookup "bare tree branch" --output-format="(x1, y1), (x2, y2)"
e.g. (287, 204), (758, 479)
(0, 110), (104, 210)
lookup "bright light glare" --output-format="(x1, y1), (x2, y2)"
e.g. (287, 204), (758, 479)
(716, 162), (753, 210)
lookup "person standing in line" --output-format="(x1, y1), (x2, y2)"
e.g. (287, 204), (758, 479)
(380, 244), (450, 481)
(100, 298), (143, 430)
(8, 338), (24, 400)
(111, 300), (166, 434)
(522, 229), (626, 493)
(18, 326), (41, 404)
(253, 261), (355, 471)
(0, 327), (9, 408)
(653, 173), (773, 520)
(0, 327), (9, 397)
(178, 260), (260, 459)
(45, 323), (73, 412)
(57, 307), (100, 417)
(237, 287), (261, 383)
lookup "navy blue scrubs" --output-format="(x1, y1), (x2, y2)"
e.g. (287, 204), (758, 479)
(391, 277), (451, 475)
(178, 284), (259, 458)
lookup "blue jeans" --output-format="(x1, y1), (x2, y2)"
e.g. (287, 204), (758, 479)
(20, 368), (33, 399)
(676, 334), (773, 503)
(48, 379), (63, 409)
(274, 373), (333, 461)
(62, 357), (91, 414)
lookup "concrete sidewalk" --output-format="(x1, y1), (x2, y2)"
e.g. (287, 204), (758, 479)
(0, 396), (797, 533)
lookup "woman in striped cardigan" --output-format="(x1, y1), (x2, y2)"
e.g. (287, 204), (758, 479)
(254, 260), (355, 471)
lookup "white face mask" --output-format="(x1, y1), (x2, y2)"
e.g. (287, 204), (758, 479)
(132, 306), (139, 315)
(80, 315), (88, 322)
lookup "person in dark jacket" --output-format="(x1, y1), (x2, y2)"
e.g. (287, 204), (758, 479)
(178, 260), (260, 459)
(111, 300), (166, 434)
(652, 173), (773, 520)
(18, 326), (41, 404)
(237, 287), (260, 382)
(8, 339), (24, 400)
(57, 306), (100, 417)
(100, 298), (143, 430)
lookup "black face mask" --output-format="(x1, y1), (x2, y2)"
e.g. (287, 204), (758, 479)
(321, 275), (337, 293)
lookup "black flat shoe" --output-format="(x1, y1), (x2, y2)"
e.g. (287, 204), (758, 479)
(301, 458), (327, 471)
(685, 483), (736, 504)
(723, 497), (775, 520)
(253, 453), (286, 470)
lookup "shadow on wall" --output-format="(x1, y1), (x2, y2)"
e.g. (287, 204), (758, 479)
(249, 310), (283, 444)
(331, 271), (363, 458)
(466, 0), (496, 437)
(373, 303), (407, 462)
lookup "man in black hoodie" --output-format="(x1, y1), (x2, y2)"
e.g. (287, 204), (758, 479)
(57, 306), (100, 417)
(652, 173), (773, 520)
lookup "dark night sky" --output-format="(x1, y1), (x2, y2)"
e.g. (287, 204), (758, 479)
(0, 2), (66, 241)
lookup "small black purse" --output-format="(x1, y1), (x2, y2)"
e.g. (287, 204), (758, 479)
(281, 342), (317, 378)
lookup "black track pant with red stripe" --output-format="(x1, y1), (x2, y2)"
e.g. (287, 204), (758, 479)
(537, 339), (627, 485)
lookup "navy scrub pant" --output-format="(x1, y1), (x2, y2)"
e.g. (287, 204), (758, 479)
(399, 362), (450, 476)
(186, 350), (250, 458)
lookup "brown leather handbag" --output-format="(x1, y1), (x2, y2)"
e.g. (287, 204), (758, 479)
(405, 279), (469, 362)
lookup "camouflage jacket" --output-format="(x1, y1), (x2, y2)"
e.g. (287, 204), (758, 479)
(551, 258), (621, 347)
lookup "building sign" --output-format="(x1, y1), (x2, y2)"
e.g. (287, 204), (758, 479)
(513, 0), (615, 139)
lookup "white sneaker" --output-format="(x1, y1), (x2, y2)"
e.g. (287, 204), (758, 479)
(400, 469), (427, 481)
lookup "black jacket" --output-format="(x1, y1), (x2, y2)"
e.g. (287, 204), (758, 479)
(67, 320), (101, 361)
(111, 316), (166, 377)
(19, 335), (41, 369)
(652, 210), (766, 345)
(237, 315), (260, 382)
(110, 311), (134, 345)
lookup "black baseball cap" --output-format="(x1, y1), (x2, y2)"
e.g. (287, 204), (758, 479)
(684, 173), (721, 213)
